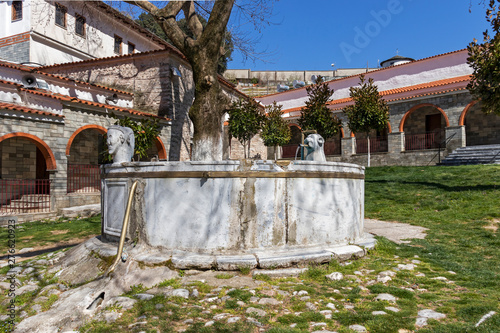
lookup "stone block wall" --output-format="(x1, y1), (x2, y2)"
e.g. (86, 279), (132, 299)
(464, 102), (500, 146)
(67, 129), (102, 165)
(0, 33), (30, 64)
(42, 52), (194, 161)
(0, 137), (36, 179)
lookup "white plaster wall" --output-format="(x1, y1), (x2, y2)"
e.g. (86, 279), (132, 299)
(0, 1), (31, 38)
(258, 50), (473, 111)
(29, 0), (163, 65)
(102, 160), (365, 254)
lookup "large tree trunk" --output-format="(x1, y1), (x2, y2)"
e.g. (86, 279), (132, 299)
(188, 52), (230, 161)
(126, 0), (236, 161)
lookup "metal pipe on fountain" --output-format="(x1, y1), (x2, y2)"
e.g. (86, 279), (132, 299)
(107, 180), (139, 275)
(295, 144), (308, 160)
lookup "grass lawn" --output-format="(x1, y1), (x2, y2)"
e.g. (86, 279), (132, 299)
(1, 165), (499, 333)
(0, 216), (101, 258)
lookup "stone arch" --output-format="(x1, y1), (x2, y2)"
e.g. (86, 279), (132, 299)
(459, 100), (479, 126)
(399, 103), (450, 132)
(0, 132), (56, 170)
(66, 125), (107, 156)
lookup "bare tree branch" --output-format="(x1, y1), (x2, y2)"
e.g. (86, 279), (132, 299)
(182, 1), (203, 40)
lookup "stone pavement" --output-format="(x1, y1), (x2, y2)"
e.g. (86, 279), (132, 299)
(364, 218), (428, 244)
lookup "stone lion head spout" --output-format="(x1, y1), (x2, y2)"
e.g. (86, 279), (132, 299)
(107, 125), (135, 164)
(303, 133), (326, 162)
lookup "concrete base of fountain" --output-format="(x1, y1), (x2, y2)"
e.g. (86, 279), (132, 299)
(101, 160), (375, 270)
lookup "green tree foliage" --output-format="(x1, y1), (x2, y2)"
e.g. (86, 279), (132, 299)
(227, 99), (265, 159)
(343, 74), (389, 166)
(298, 76), (342, 140)
(104, 115), (160, 162)
(136, 12), (234, 74)
(467, 0), (500, 115)
(260, 102), (291, 160)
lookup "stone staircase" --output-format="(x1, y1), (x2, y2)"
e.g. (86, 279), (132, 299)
(0, 194), (51, 214)
(441, 144), (500, 166)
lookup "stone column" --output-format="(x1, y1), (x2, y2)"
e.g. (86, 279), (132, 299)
(388, 132), (405, 153)
(445, 126), (466, 154)
(341, 137), (355, 157)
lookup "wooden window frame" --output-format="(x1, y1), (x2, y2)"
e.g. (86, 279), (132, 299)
(55, 3), (67, 28)
(11, 1), (23, 21)
(75, 14), (86, 37)
(114, 35), (122, 54)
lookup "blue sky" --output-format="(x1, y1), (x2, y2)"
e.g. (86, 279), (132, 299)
(227, 0), (491, 70)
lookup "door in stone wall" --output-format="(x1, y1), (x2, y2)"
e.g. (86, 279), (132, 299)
(36, 148), (49, 194)
(425, 114), (442, 148)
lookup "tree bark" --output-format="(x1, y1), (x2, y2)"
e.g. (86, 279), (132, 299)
(126, 0), (235, 161)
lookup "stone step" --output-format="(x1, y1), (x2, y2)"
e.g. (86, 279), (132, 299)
(441, 144), (500, 166)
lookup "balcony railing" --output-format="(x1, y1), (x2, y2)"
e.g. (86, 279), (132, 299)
(356, 137), (388, 154)
(405, 132), (442, 151)
(0, 179), (51, 214)
(67, 164), (101, 194)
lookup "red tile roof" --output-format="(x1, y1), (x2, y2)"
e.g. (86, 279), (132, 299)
(282, 75), (471, 114)
(0, 102), (64, 118)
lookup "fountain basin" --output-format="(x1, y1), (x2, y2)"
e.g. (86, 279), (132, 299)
(101, 160), (371, 268)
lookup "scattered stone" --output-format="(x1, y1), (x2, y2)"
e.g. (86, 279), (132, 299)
(155, 304), (164, 310)
(326, 303), (336, 310)
(344, 305), (355, 309)
(354, 271), (363, 275)
(349, 324), (367, 332)
(19, 248), (34, 254)
(246, 307), (267, 317)
(108, 296), (137, 310)
(36, 259), (49, 266)
(326, 272), (343, 281)
(378, 270), (396, 277)
(296, 290), (308, 296)
(372, 311), (387, 315)
(190, 289), (199, 298)
(415, 272), (426, 277)
(183, 319), (194, 324)
(415, 317), (428, 327)
(411, 260), (421, 264)
(135, 293), (154, 301)
(23, 267), (35, 275)
(252, 268), (307, 278)
(227, 317), (241, 323)
(418, 309), (446, 320)
(246, 317), (263, 326)
(276, 290), (290, 297)
(475, 311), (496, 327)
(375, 293), (397, 303)
(249, 296), (259, 303)
(377, 276), (392, 283)
(398, 264), (415, 270)
(447, 271), (457, 275)
(311, 322), (327, 327)
(31, 304), (42, 314)
(300, 296), (310, 301)
(258, 298), (280, 305)
(128, 321), (147, 328)
(0, 282), (10, 290)
(17, 285), (38, 295)
(213, 313), (231, 320)
(306, 302), (317, 311)
(172, 289), (190, 299)
(385, 306), (400, 312)
(103, 312), (122, 323)
(205, 321), (214, 326)
(8, 267), (23, 275)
